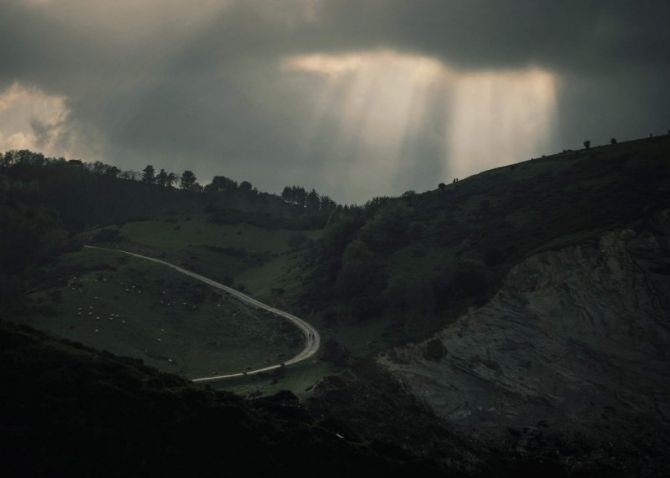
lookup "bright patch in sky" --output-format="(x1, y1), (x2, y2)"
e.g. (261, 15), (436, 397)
(447, 68), (557, 178)
(284, 50), (558, 195)
(0, 82), (92, 158)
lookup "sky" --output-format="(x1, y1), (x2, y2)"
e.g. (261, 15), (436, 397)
(1, 0), (669, 202)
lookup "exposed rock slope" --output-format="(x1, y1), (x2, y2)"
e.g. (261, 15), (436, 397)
(385, 211), (670, 473)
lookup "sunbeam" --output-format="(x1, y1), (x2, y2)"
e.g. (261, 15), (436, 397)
(284, 50), (558, 195)
(446, 68), (558, 179)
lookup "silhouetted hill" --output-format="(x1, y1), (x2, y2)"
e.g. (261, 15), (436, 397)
(0, 153), (334, 231)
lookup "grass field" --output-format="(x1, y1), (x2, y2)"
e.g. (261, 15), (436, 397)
(24, 247), (304, 379)
(90, 213), (320, 299)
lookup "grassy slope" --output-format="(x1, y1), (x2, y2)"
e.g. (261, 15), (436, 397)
(24, 248), (303, 378)
(99, 212), (319, 299)
(16, 135), (670, 398)
(304, 135), (670, 355)
(20, 199), (327, 393)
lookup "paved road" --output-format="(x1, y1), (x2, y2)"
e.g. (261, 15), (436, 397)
(84, 245), (320, 382)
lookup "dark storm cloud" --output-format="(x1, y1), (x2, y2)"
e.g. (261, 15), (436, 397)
(315, 0), (670, 71)
(1, 0), (669, 201)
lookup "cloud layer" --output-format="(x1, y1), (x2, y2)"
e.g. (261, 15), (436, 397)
(1, 0), (669, 201)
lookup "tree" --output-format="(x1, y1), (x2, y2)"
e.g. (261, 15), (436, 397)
(359, 201), (413, 252)
(295, 187), (307, 207)
(105, 165), (120, 177)
(335, 239), (384, 304)
(438, 182), (446, 191)
(90, 161), (120, 177)
(306, 189), (320, 210)
(166, 172), (178, 188)
(583, 140), (591, 150)
(0, 202), (68, 310)
(205, 175), (237, 193)
(281, 185), (307, 207)
(423, 339), (447, 361)
(610, 138), (617, 145)
(156, 169), (168, 187)
(91, 161), (106, 175)
(180, 170), (198, 191)
(142, 165), (156, 184)
(320, 195), (336, 211)
(239, 180), (253, 192)
(119, 170), (140, 181)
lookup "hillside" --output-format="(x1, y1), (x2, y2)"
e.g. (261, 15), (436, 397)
(294, 135), (670, 475)
(1, 153), (328, 387)
(304, 136), (670, 345)
(1, 135), (670, 475)
(0, 320), (441, 477)
(0, 152), (334, 231)
(383, 214), (670, 475)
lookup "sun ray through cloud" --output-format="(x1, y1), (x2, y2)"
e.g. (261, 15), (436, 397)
(283, 50), (558, 196)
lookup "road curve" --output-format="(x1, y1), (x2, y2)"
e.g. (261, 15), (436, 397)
(84, 245), (320, 383)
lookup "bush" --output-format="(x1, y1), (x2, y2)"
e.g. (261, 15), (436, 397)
(432, 259), (493, 309)
(384, 273), (435, 318)
(423, 339), (447, 361)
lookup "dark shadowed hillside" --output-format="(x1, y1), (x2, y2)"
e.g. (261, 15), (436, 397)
(0, 152), (335, 231)
(305, 136), (670, 342)
(0, 320), (444, 478)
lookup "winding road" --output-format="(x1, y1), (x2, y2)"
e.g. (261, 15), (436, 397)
(84, 245), (320, 383)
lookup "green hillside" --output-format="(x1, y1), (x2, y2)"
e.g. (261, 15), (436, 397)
(3, 135), (669, 389)
(1, 151), (329, 391)
(2, 134), (670, 475)
(25, 247), (303, 378)
(303, 135), (670, 349)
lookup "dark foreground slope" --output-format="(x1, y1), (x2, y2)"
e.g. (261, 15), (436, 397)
(0, 320), (440, 478)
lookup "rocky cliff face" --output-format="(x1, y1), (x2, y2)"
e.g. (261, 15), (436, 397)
(384, 210), (670, 473)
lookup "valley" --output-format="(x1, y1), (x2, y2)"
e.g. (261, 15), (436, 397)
(2, 134), (670, 475)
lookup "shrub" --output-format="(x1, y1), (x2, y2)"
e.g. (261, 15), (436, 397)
(423, 339), (447, 361)
(432, 259), (493, 309)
